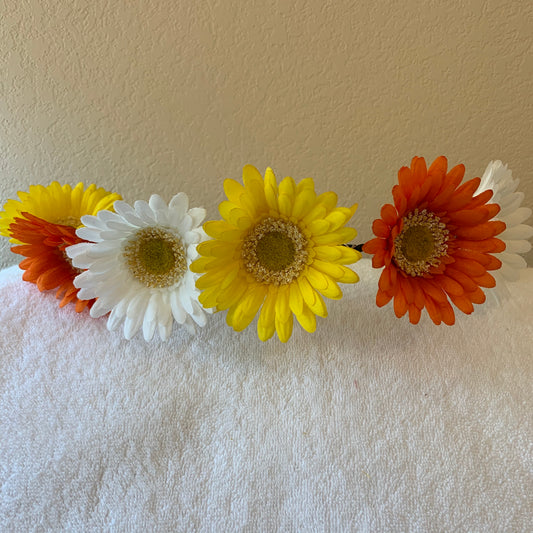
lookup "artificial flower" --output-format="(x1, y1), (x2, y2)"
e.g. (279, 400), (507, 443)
(191, 165), (360, 342)
(478, 160), (533, 301)
(363, 156), (506, 325)
(66, 193), (208, 341)
(0, 182), (121, 242)
(9, 213), (92, 312)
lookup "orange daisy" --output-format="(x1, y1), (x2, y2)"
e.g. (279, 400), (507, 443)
(9, 213), (93, 312)
(363, 156), (506, 325)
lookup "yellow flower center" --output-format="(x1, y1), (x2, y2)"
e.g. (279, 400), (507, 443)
(123, 227), (187, 288)
(55, 216), (81, 228)
(242, 217), (308, 285)
(393, 209), (449, 276)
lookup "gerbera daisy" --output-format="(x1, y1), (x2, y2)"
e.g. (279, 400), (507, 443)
(363, 156), (506, 325)
(0, 182), (121, 241)
(191, 165), (360, 342)
(478, 160), (533, 300)
(66, 193), (208, 341)
(9, 212), (93, 312)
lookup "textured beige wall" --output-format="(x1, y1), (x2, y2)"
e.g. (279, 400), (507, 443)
(1, 0), (532, 268)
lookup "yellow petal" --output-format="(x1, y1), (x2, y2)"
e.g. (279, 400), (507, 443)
(203, 220), (244, 241)
(223, 179), (246, 206)
(302, 203), (327, 225)
(198, 286), (220, 309)
(297, 275), (328, 318)
(324, 208), (353, 231)
(288, 281), (304, 316)
(296, 177), (315, 194)
(312, 227), (358, 246)
(189, 256), (214, 273)
(315, 191), (338, 214)
(257, 288), (277, 341)
(218, 201), (252, 230)
(295, 304), (317, 333)
(195, 264), (235, 289)
(197, 239), (238, 258)
(312, 259), (359, 283)
(292, 186), (316, 219)
(305, 267), (343, 299)
(308, 219), (331, 236)
(264, 167), (279, 211)
(275, 312), (293, 343)
(216, 276), (248, 311)
(313, 245), (344, 262)
(243, 165), (268, 213)
(230, 284), (267, 331)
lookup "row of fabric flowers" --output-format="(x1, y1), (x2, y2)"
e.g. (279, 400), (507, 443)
(0, 157), (531, 342)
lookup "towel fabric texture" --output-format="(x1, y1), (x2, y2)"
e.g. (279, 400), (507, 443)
(0, 259), (531, 532)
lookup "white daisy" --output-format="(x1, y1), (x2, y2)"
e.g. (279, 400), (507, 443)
(478, 160), (533, 301)
(66, 193), (209, 341)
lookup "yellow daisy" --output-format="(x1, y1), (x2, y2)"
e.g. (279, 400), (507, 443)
(191, 165), (361, 342)
(0, 182), (122, 242)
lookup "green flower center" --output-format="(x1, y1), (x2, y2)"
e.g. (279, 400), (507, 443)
(124, 227), (186, 288)
(242, 217), (308, 285)
(393, 209), (449, 276)
(255, 231), (296, 271)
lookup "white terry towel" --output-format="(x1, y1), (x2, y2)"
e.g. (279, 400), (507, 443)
(0, 259), (531, 532)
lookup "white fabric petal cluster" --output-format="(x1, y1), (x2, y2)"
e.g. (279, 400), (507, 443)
(479, 161), (533, 301)
(66, 193), (209, 341)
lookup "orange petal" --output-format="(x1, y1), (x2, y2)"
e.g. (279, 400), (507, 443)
(363, 237), (386, 254)
(449, 293), (474, 314)
(380, 204), (398, 226)
(376, 289), (393, 307)
(452, 258), (486, 278)
(424, 296), (442, 325)
(372, 218), (390, 238)
(439, 300), (456, 325)
(466, 287), (485, 305)
(408, 303), (421, 324)
(454, 237), (506, 253)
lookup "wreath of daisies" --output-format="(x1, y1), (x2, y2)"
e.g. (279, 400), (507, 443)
(1, 158), (531, 342)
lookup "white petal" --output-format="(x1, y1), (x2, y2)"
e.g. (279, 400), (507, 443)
(177, 214), (193, 235)
(500, 207), (532, 227)
(498, 192), (524, 216)
(90, 297), (114, 318)
(134, 200), (157, 224)
(190, 300), (207, 327)
(107, 296), (130, 331)
(184, 230), (202, 244)
(170, 290), (187, 324)
(113, 201), (147, 228)
(124, 314), (143, 340)
(85, 255), (119, 274)
(502, 239), (531, 254)
(183, 317), (196, 335)
(188, 207), (206, 227)
(142, 292), (160, 341)
(126, 290), (149, 319)
(149, 194), (170, 226)
(498, 263), (522, 282)
(77, 287), (98, 300)
(80, 214), (107, 230)
(76, 227), (103, 243)
(498, 251), (527, 270)
(66, 242), (93, 261)
(169, 192), (189, 217)
(501, 224), (533, 240)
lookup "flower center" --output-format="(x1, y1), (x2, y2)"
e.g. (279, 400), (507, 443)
(242, 217), (308, 285)
(393, 209), (449, 276)
(54, 216), (81, 228)
(123, 226), (187, 288)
